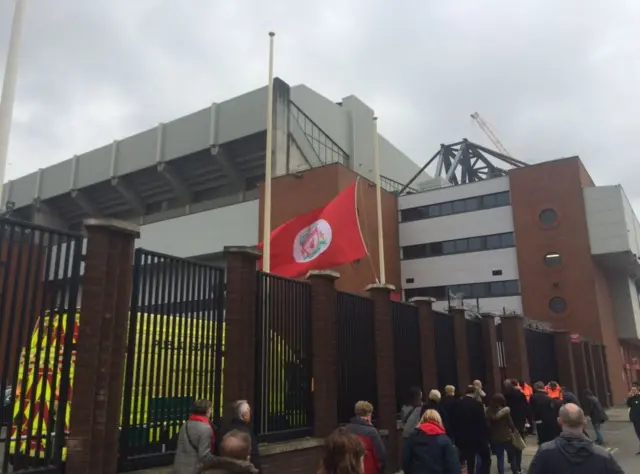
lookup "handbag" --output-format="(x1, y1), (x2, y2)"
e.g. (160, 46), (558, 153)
(511, 431), (526, 451)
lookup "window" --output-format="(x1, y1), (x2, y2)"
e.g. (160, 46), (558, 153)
(495, 192), (511, 206)
(458, 284), (472, 297)
(500, 233), (515, 247)
(442, 241), (456, 254)
(428, 205), (441, 218)
(544, 252), (562, 267)
(549, 297), (567, 313)
(539, 208), (558, 226)
(430, 241), (443, 256)
(402, 245), (427, 260)
(504, 280), (520, 295)
(487, 234), (502, 250)
(455, 239), (468, 253)
(400, 232), (515, 259)
(400, 191), (512, 223)
(482, 194), (497, 208)
(406, 280), (520, 301)
(441, 202), (453, 216)
(471, 283), (487, 298)
(453, 200), (466, 214)
(490, 281), (505, 296)
(469, 237), (483, 252)
(464, 197), (480, 212)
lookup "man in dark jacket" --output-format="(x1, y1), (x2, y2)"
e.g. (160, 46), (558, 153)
(216, 400), (261, 472)
(528, 403), (624, 474)
(562, 386), (581, 406)
(627, 385), (640, 453)
(453, 385), (491, 474)
(345, 401), (386, 474)
(530, 381), (561, 445)
(202, 429), (258, 474)
(503, 379), (529, 436)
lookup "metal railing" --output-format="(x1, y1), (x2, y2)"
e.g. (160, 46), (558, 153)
(466, 319), (486, 384)
(525, 327), (558, 385)
(434, 311), (458, 391)
(392, 301), (422, 412)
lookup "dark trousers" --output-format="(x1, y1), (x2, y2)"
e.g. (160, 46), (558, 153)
(459, 444), (490, 474)
(634, 420), (640, 441)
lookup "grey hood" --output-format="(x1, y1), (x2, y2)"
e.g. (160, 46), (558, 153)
(555, 433), (594, 464)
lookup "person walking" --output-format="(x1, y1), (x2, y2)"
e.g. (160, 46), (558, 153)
(345, 401), (386, 474)
(402, 409), (461, 474)
(453, 386), (491, 474)
(627, 384), (640, 454)
(530, 381), (561, 445)
(584, 389), (608, 445)
(201, 430), (258, 474)
(421, 390), (452, 436)
(173, 399), (216, 474)
(318, 428), (365, 474)
(216, 400), (261, 472)
(401, 387), (423, 440)
(486, 394), (522, 474)
(562, 386), (580, 406)
(472, 380), (487, 405)
(528, 403), (624, 474)
(441, 385), (458, 443)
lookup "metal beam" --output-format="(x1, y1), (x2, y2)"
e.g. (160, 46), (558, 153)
(71, 189), (102, 216)
(211, 145), (244, 189)
(156, 162), (192, 204)
(110, 177), (145, 214)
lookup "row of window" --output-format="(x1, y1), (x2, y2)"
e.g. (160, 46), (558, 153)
(401, 232), (515, 260)
(400, 191), (511, 223)
(404, 279), (521, 301)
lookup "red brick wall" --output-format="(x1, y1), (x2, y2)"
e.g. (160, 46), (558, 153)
(262, 445), (324, 474)
(258, 163), (401, 294)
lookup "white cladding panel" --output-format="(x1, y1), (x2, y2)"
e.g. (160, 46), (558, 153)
(399, 176), (510, 210)
(138, 200), (259, 258)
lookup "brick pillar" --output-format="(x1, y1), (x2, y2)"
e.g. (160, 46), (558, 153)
(554, 331), (577, 393)
(501, 315), (530, 382)
(410, 297), (438, 395)
(366, 283), (398, 471)
(450, 308), (470, 390)
(223, 246), (261, 413)
(66, 219), (139, 474)
(307, 270), (340, 437)
(482, 315), (501, 396)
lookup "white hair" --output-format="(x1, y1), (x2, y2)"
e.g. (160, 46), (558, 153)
(234, 400), (250, 418)
(429, 390), (442, 402)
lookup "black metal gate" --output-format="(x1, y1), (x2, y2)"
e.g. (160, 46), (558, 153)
(254, 272), (313, 442)
(336, 292), (377, 423)
(466, 318), (486, 384)
(525, 328), (558, 384)
(119, 249), (225, 471)
(434, 311), (457, 391)
(392, 302), (422, 413)
(0, 218), (82, 474)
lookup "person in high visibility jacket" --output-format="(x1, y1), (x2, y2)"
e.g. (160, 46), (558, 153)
(545, 381), (563, 400)
(517, 379), (534, 402)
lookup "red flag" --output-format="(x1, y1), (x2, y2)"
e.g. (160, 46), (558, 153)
(259, 182), (367, 278)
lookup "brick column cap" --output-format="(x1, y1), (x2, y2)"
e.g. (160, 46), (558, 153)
(408, 296), (435, 304)
(306, 269), (340, 281)
(502, 313), (525, 319)
(365, 283), (396, 292)
(84, 217), (140, 237)
(223, 245), (262, 258)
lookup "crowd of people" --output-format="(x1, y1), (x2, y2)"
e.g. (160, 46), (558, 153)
(171, 381), (640, 474)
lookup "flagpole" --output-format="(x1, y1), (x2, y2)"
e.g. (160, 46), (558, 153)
(262, 31), (276, 272)
(0, 0), (27, 205)
(372, 116), (386, 285)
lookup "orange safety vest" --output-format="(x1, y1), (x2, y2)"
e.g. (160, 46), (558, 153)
(521, 383), (533, 402)
(545, 385), (563, 399)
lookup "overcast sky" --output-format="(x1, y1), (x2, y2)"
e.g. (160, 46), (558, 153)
(1, 1), (639, 206)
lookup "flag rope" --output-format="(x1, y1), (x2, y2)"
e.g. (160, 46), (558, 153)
(354, 177), (379, 283)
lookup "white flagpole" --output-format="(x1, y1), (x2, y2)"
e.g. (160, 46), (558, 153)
(262, 31), (276, 272)
(372, 116), (386, 284)
(0, 0), (27, 205)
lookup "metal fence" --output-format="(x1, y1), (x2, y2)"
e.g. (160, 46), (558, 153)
(254, 272), (313, 443)
(496, 320), (507, 381)
(525, 328), (558, 384)
(434, 311), (457, 391)
(336, 292), (377, 424)
(0, 218), (82, 474)
(392, 302), (422, 413)
(466, 319), (486, 384)
(119, 249), (226, 471)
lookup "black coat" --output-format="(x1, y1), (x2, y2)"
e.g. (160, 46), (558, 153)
(441, 396), (458, 439)
(215, 418), (261, 472)
(530, 391), (561, 443)
(421, 401), (452, 437)
(562, 390), (580, 407)
(452, 396), (488, 449)
(402, 425), (461, 474)
(503, 388), (529, 432)
(586, 395), (608, 425)
(627, 394), (640, 423)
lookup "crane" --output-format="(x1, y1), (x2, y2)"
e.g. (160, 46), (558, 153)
(470, 112), (512, 157)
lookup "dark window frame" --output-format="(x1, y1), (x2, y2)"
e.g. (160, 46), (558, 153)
(406, 279), (521, 302)
(400, 191), (512, 223)
(400, 232), (516, 260)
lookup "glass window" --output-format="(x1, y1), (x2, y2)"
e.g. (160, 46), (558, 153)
(490, 281), (505, 296)
(549, 297), (567, 313)
(429, 241), (443, 257)
(544, 252), (562, 267)
(428, 204), (441, 218)
(402, 245), (427, 260)
(453, 200), (466, 214)
(486, 234), (502, 249)
(539, 208), (558, 226)
(441, 201), (453, 215)
(471, 283), (487, 298)
(482, 194), (497, 208)
(468, 237), (483, 252)
(433, 286), (447, 300)
(442, 241), (456, 254)
(495, 192), (511, 206)
(504, 280), (520, 295)
(458, 284), (472, 298)
(455, 239), (468, 253)
(464, 197), (480, 212)
(500, 233), (515, 247)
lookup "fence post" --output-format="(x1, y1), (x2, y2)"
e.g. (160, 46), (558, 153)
(482, 315), (501, 396)
(66, 219), (139, 474)
(501, 315), (530, 382)
(366, 283), (398, 471)
(307, 270), (340, 437)
(223, 246), (261, 414)
(450, 307), (470, 390)
(554, 331), (577, 393)
(572, 340), (589, 406)
(410, 297), (438, 395)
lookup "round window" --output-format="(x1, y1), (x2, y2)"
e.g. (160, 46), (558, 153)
(544, 252), (562, 267)
(539, 208), (558, 226)
(549, 297), (567, 314)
